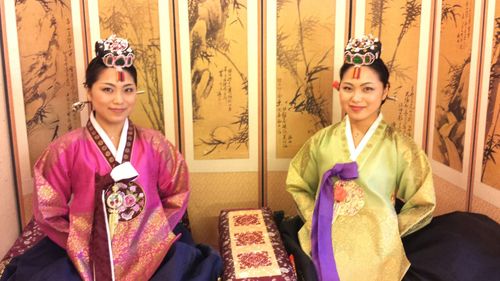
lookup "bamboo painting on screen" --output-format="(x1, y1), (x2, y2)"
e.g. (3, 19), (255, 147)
(16, 0), (81, 168)
(14, 0), (81, 222)
(432, 0), (474, 171)
(275, 0), (334, 158)
(98, 0), (165, 131)
(482, 4), (500, 190)
(188, 0), (250, 159)
(365, 0), (422, 137)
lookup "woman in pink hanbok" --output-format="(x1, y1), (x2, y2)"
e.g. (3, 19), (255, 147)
(0, 35), (222, 281)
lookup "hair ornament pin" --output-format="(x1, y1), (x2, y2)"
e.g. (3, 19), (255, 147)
(344, 34), (382, 79)
(72, 101), (90, 112)
(71, 90), (143, 112)
(95, 35), (135, 81)
(332, 80), (340, 91)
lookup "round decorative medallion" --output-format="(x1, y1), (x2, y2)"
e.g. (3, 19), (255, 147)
(105, 181), (146, 221)
(333, 180), (365, 216)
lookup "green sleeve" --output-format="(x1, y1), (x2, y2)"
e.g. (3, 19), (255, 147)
(396, 137), (436, 237)
(286, 137), (320, 229)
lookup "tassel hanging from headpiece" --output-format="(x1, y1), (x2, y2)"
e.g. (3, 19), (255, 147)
(117, 70), (125, 82)
(352, 67), (361, 79)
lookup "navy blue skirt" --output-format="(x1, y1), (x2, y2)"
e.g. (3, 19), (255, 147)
(275, 211), (500, 281)
(1, 224), (222, 281)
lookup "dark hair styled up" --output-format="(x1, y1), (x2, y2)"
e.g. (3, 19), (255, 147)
(339, 58), (390, 88)
(84, 56), (138, 89)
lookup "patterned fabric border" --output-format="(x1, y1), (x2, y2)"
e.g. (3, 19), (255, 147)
(0, 257), (11, 278)
(0, 218), (46, 275)
(86, 119), (135, 166)
(219, 208), (296, 281)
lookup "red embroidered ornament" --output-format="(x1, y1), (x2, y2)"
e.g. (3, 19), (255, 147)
(334, 183), (347, 202)
(105, 181), (145, 222)
(332, 180), (365, 217)
(332, 80), (340, 91)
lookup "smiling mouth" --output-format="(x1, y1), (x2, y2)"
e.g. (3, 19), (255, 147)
(110, 108), (126, 112)
(349, 106), (364, 111)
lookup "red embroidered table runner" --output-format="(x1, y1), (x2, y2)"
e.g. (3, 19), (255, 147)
(219, 208), (297, 281)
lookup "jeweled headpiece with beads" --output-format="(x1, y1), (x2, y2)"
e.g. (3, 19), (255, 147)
(95, 34), (135, 71)
(344, 34), (381, 79)
(72, 35), (136, 112)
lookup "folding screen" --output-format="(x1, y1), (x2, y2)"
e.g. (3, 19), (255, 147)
(3, 0), (498, 245)
(472, 0), (500, 217)
(362, 0), (433, 146)
(1, 0), (86, 224)
(427, 0), (483, 211)
(265, 0), (345, 216)
(355, 0), (486, 214)
(0, 20), (21, 254)
(175, 0), (260, 247)
(86, 0), (178, 143)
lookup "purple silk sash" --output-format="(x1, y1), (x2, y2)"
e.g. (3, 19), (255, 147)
(311, 162), (359, 281)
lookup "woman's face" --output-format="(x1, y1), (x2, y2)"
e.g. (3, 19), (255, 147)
(339, 66), (388, 127)
(87, 68), (137, 129)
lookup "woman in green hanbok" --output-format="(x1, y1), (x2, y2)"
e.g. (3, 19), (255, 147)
(284, 35), (500, 281)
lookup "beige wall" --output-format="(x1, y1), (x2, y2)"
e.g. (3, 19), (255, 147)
(0, 51), (20, 257)
(433, 175), (500, 223)
(267, 171), (296, 217)
(188, 172), (260, 249)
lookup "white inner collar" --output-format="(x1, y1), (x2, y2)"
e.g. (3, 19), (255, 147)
(90, 113), (129, 164)
(345, 113), (383, 161)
